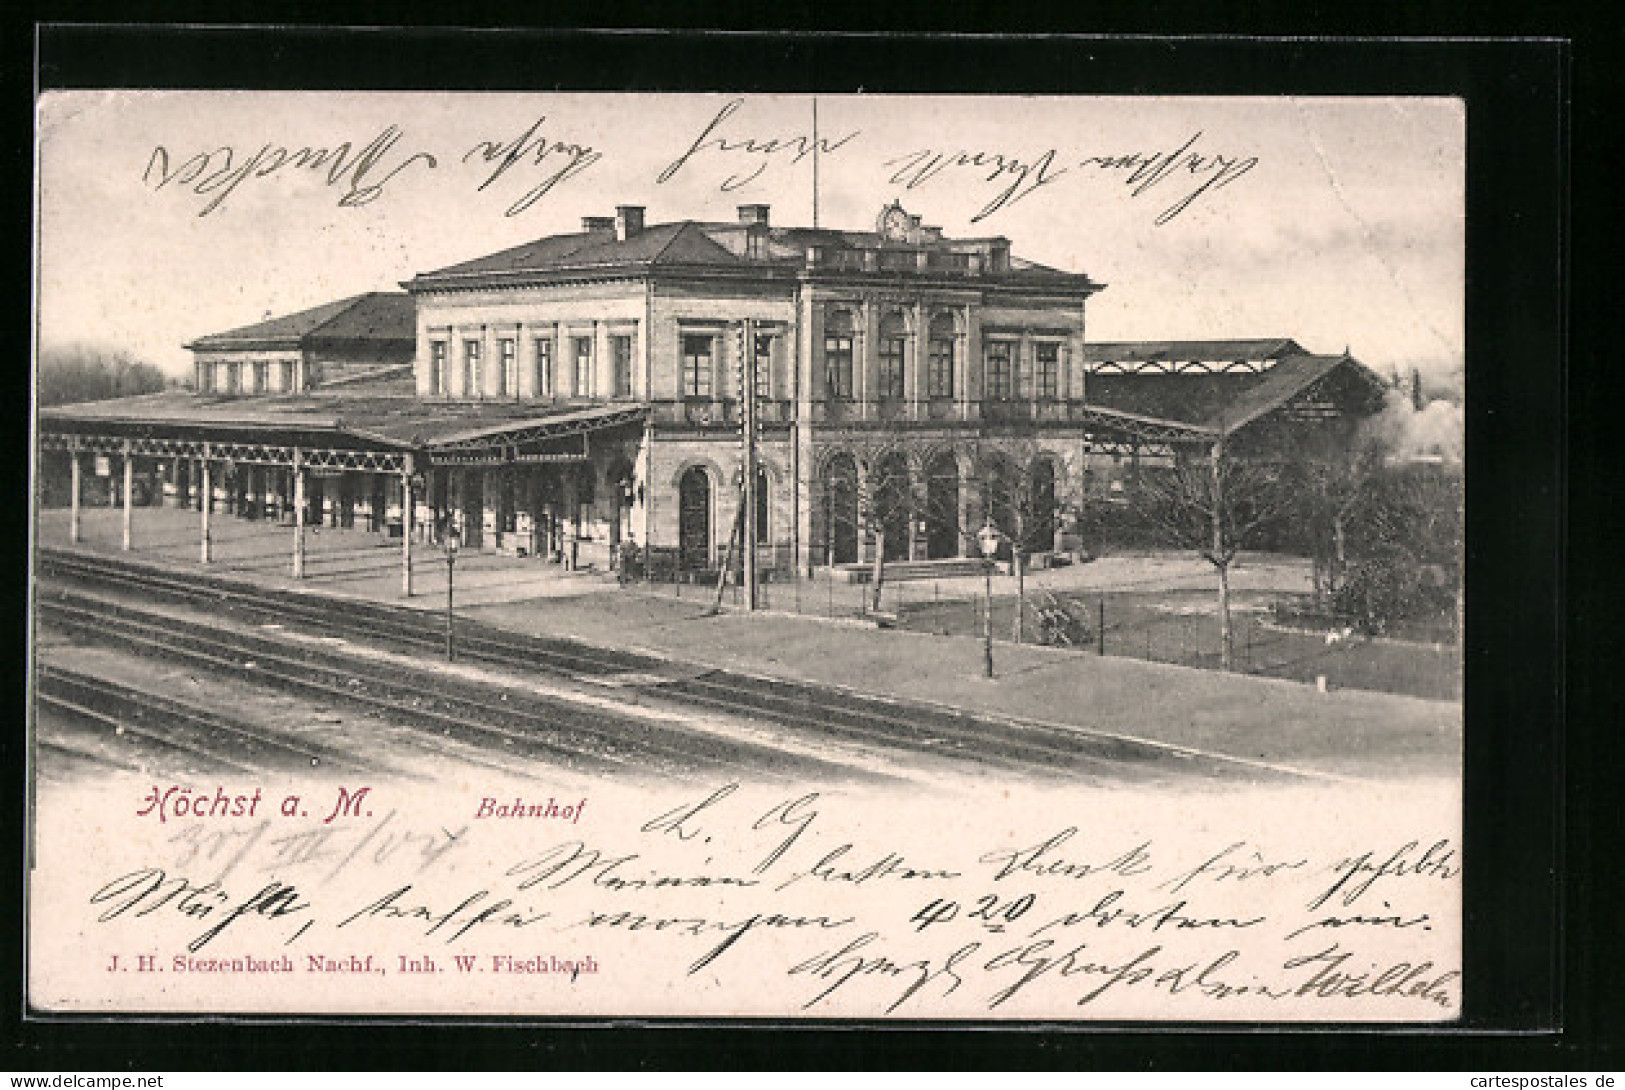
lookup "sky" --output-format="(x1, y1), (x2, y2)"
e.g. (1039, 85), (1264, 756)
(35, 92), (1463, 383)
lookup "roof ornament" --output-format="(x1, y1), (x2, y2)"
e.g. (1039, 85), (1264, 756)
(877, 199), (912, 243)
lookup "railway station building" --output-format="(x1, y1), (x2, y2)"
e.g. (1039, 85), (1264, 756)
(37, 200), (1387, 586)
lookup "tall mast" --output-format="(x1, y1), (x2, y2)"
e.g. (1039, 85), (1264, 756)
(812, 97), (820, 229)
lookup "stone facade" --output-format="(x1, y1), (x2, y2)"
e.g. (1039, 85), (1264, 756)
(403, 202), (1107, 572)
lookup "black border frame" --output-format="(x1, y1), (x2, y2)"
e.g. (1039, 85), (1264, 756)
(8, 26), (1579, 1070)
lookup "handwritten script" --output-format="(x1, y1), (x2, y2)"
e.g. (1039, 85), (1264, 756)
(61, 781), (1461, 1019)
(135, 101), (1258, 227)
(142, 117), (601, 218)
(884, 132), (1259, 224)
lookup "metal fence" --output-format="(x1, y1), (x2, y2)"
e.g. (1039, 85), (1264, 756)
(618, 566), (1460, 701)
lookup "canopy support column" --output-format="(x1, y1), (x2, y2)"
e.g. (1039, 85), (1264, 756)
(121, 440), (134, 551)
(292, 448), (306, 580)
(68, 447), (82, 544)
(199, 445), (213, 564)
(401, 457), (415, 597)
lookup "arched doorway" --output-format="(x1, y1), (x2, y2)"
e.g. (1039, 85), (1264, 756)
(1027, 458), (1057, 553)
(924, 453), (961, 559)
(872, 452), (912, 561)
(979, 453), (1020, 560)
(754, 467), (771, 545)
(606, 456), (636, 561)
(678, 465), (711, 570)
(821, 453), (859, 565)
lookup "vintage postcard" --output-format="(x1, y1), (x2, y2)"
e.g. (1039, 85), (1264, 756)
(28, 90), (1465, 1020)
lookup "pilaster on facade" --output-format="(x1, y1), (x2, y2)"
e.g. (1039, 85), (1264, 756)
(1020, 330), (1036, 410)
(856, 298), (874, 418)
(795, 288), (819, 575)
(961, 304), (981, 421)
(482, 324), (498, 399)
(907, 300), (927, 416)
(594, 320), (613, 400)
(516, 322), (535, 400)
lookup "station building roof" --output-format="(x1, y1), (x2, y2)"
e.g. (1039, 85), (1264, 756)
(404, 206), (1101, 294)
(185, 293), (416, 353)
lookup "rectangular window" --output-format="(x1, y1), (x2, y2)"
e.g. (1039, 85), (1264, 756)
(463, 339), (482, 397)
(879, 337), (906, 400)
(200, 364), (215, 393)
(824, 335), (854, 399)
(253, 361), (269, 393)
(499, 338), (517, 397)
(227, 362), (243, 395)
(1035, 342), (1060, 400)
(430, 342), (447, 395)
(280, 360), (296, 392)
(681, 334), (713, 399)
(535, 338), (553, 397)
(612, 335), (633, 397)
(928, 338), (955, 398)
(573, 337), (593, 397)
(753, 334), (774, 399)
(986, 342), (1014, 400)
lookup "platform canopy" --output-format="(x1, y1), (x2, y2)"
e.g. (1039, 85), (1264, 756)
(1083, 348), (1389, 438)
(37, 392), (649, 472)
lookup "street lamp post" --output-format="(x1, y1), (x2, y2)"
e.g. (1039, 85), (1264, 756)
(444, 529), (461, 663)
(977, 520), (1001, 679)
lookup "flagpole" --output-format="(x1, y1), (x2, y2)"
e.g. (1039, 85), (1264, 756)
(812, 97), (820, 229)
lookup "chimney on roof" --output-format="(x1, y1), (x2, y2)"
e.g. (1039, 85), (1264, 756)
(616, 205), (646, 241)
(582, 216), (616, 238)
(737, 204), (770, 226)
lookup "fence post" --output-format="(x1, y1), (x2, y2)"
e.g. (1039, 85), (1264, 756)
(1098, 595), (1106, 656)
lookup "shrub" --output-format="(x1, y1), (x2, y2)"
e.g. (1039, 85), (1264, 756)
(1332, 555), (1457, 636)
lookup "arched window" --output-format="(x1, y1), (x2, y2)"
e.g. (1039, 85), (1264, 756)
(821, 453), (860, 564)
(873, 452), (912, 561)
(1027, 458), (1058, 552)
(679, 466), (711, 569)
(924, 453), (962, 559)
(979, 452), (1020, 558)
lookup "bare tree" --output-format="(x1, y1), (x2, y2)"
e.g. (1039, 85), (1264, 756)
(1287, 440), (1386, 603)
(1132, 440), (1291, 670)
(857, 447), (916, 614)
(38, 343), (168, 406)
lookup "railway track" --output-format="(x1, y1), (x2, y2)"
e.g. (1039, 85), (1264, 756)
(36, 587), (854, 782)
(35, 548), (1279, 782)
(35, 662), (359, 775)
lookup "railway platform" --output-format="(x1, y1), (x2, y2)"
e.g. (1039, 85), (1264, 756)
(36, 506), (1460, 780)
